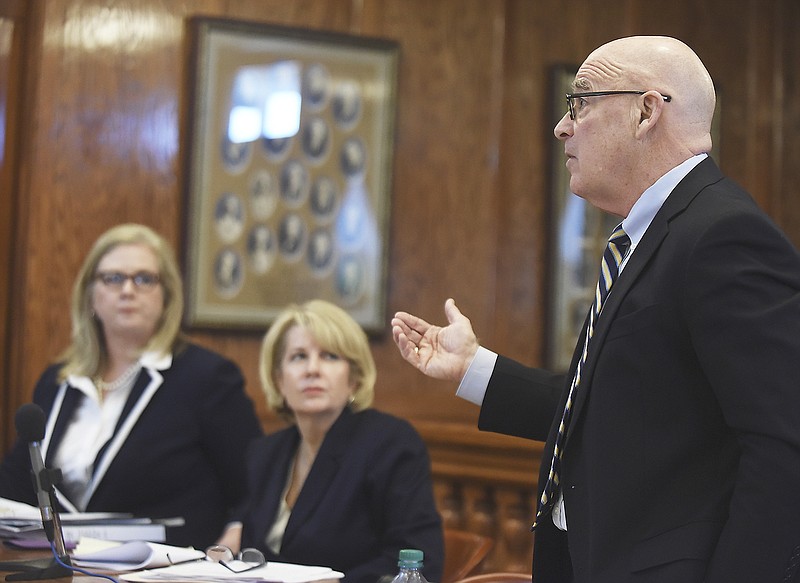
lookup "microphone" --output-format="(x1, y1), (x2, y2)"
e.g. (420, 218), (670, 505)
(0, 404), (72, 580)
(14, 403), (69, 557)
(14, 403), (58, 542)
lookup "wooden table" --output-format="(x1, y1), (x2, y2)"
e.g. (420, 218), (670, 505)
(0, 544), (95, 582)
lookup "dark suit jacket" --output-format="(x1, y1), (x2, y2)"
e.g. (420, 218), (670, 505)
(479, 158), (800, 583)
(238, 408), (444, 583)
(0, 342), (263, 549)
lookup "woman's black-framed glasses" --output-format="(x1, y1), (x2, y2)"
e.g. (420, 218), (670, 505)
(205, 545), (267, 573)
(566, 90), (672, 120)
(95, 271), (161, 291)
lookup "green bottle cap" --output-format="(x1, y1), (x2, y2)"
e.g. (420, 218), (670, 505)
(398, 549), (424, 566)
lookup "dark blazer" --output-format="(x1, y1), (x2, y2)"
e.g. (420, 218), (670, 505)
(238, 408), (444, 583)
(479, 158), (800, 583)
(0, 342), (263, 549)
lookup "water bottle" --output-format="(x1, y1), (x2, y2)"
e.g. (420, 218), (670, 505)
(390, 549), (429, 583)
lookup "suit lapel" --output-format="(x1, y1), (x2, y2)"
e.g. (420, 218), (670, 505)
(249, 428), (299, 547)
(79, 368), (164, 509)
(90, 370), (150, 477)
(565, 158), (724, 438)
(282, 409), (353, 547)
(43, 385), (81, 466)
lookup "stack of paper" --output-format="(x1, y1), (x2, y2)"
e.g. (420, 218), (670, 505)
(0, 497), (180, 546)
(72, 538), (205, 572)
(120, 560), (344, 582)
(0, 497), (45, 520)
(71, 538), (344, 581)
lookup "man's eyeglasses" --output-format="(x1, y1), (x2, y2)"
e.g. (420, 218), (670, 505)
(95, 271), (161, 291)
(205, 545), (266, 573)
(566, 90), (672, 120)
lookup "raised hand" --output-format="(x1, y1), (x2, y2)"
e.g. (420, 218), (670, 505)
(391, 298), (479, 382)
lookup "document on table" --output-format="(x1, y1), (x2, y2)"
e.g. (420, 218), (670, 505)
(0, 497), (179, 545)
(120, 560), (344, 582)
(71, 538), (205, 572)
(0, 496), (129, 524)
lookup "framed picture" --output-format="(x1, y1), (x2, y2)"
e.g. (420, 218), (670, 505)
(182, 17), (399, 332)
(545, 65), (722, 370)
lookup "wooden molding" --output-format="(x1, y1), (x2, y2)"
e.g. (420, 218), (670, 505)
(414, 420), (542, 573)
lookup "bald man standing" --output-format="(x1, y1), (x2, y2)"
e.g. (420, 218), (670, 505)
(392, 36), (800, 583)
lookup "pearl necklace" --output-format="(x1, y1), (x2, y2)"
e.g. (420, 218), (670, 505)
(94, 363), (142, 395)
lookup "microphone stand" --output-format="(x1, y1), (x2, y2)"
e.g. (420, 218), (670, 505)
(1, 467), (73, 581)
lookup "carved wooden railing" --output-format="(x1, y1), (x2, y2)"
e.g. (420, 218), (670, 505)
(414, 421), (544, 574)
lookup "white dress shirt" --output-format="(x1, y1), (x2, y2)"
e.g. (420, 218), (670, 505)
(48, 351), (172, 511)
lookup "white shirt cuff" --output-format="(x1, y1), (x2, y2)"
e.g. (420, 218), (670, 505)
(455, 347), (497, 405)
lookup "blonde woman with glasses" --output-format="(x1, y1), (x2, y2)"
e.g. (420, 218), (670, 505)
(0, 223), (263, 549)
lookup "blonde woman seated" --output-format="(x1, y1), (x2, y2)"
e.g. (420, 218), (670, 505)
(0, 224), (263, 548)
(217, 300), (443, 583)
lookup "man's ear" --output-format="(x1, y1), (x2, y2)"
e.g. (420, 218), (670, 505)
(635, 92), (664, 137)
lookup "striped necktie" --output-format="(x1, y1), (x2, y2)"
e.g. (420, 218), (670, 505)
(534, 223), (631, 527)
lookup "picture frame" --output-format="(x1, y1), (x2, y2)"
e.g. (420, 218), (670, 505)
(545, 65), (722, 370)
(181, 17), (399, 332)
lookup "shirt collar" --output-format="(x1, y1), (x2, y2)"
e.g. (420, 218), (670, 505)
(622, 153), (707, 249)
(67, 350), (173, 397)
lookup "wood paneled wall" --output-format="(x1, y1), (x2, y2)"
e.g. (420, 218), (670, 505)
(1, 0), (798, 573)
